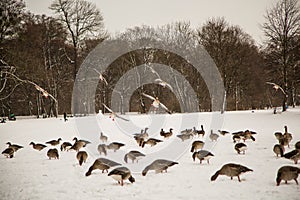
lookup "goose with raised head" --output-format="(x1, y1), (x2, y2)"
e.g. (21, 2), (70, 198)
(45, 138), (62, 146)
(100, 132), (108, 143)
(6, 142), (24, 152)
(142, 159), (178, 176)
(29, 142), (47, 151)
(211, 163), (253, 182)
(108, 167), (135, 186)
(160, 128), (173, 139)
(209, 130), (219, 142)
(192, 150), (214, 164)
(124, 150), (145, 163)
(276, 166), (300, 186)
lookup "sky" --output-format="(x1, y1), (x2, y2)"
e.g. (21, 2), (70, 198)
(24, 0), (279, 45)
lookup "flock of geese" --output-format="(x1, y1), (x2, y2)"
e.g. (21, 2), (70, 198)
(2, 123), (300, 186)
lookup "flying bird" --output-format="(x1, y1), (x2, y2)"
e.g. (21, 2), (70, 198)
(102, 103), (129, 121)
(142, 93), (171, 114)
(266, 82), (286, 95)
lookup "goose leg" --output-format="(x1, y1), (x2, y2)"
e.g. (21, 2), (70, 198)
(294, 179), (298, 185)
(238, 176), (241, 182)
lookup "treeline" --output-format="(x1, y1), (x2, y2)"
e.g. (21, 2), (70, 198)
(0, 0), (299, 117)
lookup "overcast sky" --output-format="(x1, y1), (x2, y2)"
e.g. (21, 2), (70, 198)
(24, 0), (279, 44)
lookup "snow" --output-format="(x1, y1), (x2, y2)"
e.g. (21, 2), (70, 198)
(1, 109), (300, 200)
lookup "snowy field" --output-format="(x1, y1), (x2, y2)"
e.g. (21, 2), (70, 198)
(0, 108), (300, 200)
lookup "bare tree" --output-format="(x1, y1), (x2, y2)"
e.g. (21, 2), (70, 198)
(50, 0), (106, 81)
(0, 0), (25, 43)
(262, 0), (300, 111)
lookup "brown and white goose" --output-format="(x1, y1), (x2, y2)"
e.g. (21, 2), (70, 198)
(107, 142), (125, 152)
(192, 150), (214, 164)
(100, 132), (108, 143)
(283, 149), (300, 164)
(29, 142), (47, 151)
(2, 147), (14, 158)
(234, 143), (247, 154)
(108, 167), (135, 186)
(6, 142), (24, 152)
(190, 140), (205, 152)
(60, 142), (72, 151)
(124, 150), (145, 163)
(276, 166), (300, 186)
(211, 163), (253, 182)
(142, 159), (178, 176)
(76, 151), (88, 166)
(160, 128), (173, 139)
(141, 138), (163, 148)
(45, 138), (62, 146)
(273, 144), (285, 157)
(47, 148), (59, 159)
(209, 130), (219, 142)
(85, 158), (121, 176)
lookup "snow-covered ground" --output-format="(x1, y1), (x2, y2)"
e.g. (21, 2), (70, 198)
(0, 109), (300, 200)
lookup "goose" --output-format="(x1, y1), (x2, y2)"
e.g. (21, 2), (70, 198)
(2, 147), (14, 158)
(100, 132), (108, 143)
(107, 142), (125, 152)
(274, 132), (283, 141)
(141, 138), (163, 148)
(142, 93), (171, 114)
(102, 103), (129, 121)
(124, 150), (145, 163)
(98, 144), (107, 156)
(29, 142), (47, 151)
(76, 151), (88, 166)
(276, 166), (300, 186)
(234, 143), (247, 154)
(273, 144), (285, 157)
(211, 163), (253, 182)
(160, 128), (173, 139)
(180, 128), (193, 135)
(134, 135), (145, 147)
(233, 135), (241, 143)
(218, 130), (230, 136)
(60, 142), (72, 151)
(108, 167), (135, 186)
(6, 142), (24, 152)
(190, 140), (205, 152)
(85, 158), (121, 176)
(197, 125), (205, 137)
(69, 140), (86, 152)
(209, 130), (219, 142)
(240, 130), (256, 142)
(133, 128), (149, 142)
(177, 133), (193, 142)
(283, 149), (300, 164)
(47, 148), (59, 159)
(72, 137), (91, 146)
(283, 126), (293, 148)
(295, 141), (300, 150)
(142, 159), (178, 176)
(192, 150), (214, 164)
(45, 138), (62, 146)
